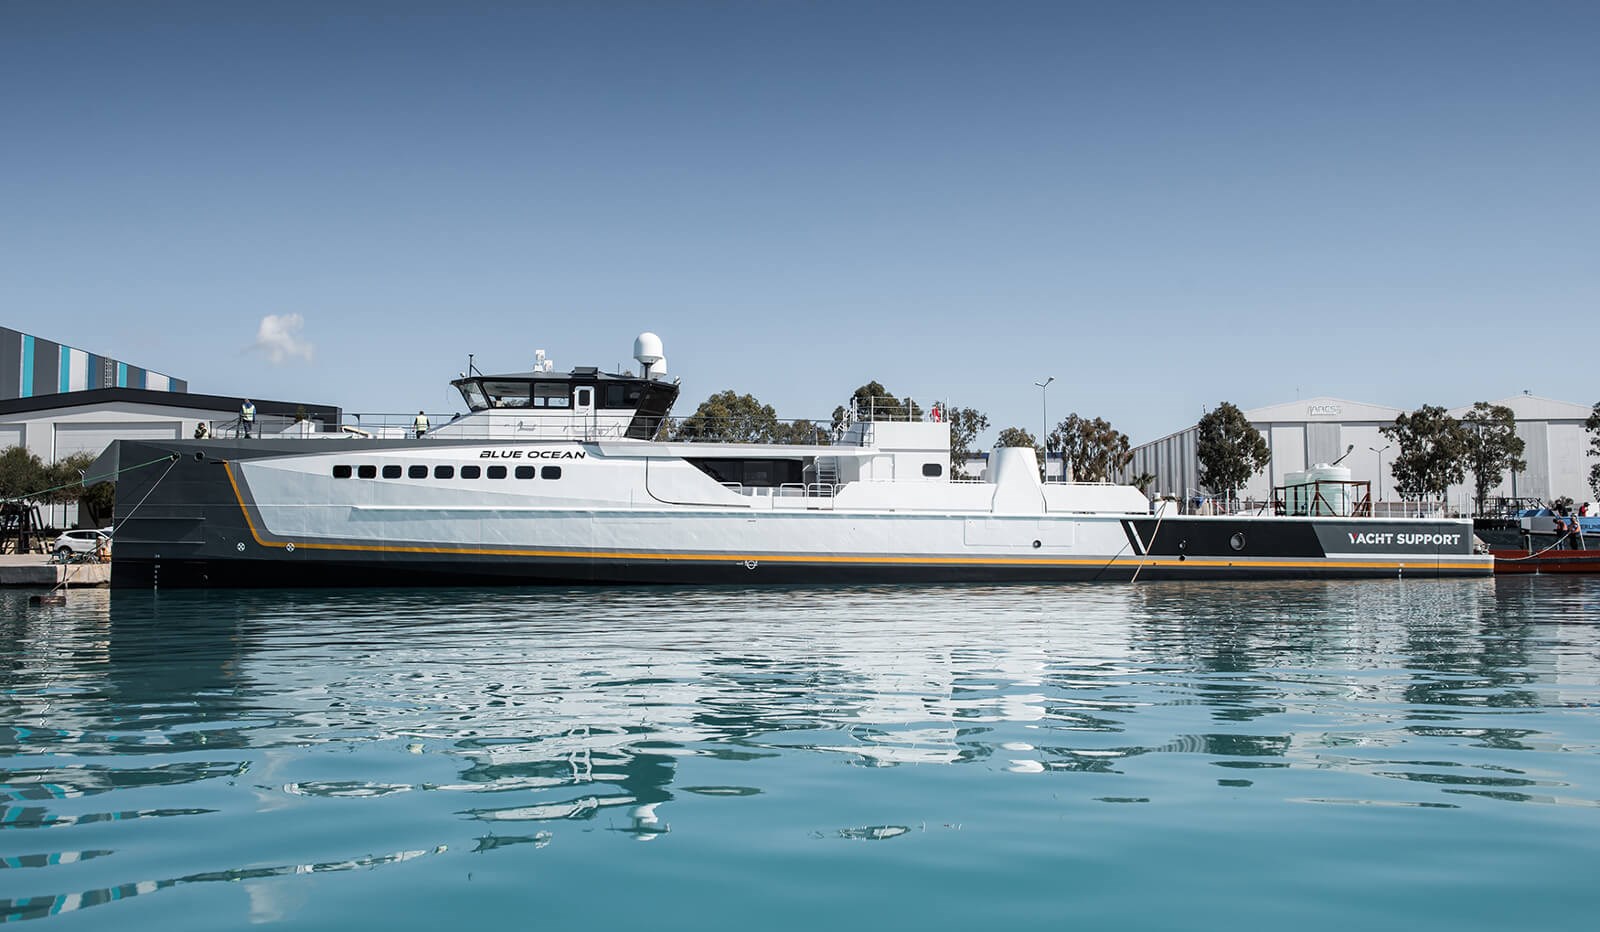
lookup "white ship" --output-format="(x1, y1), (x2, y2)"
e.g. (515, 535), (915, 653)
(94, 334), (1491, 587)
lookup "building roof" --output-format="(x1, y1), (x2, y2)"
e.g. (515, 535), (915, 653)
(0, 387), (340, 420)
(1243, 396), (1406, 423)
(1446, 394), (1596, 422)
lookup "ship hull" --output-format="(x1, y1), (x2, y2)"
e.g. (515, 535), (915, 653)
(99, 438), (1493, 588)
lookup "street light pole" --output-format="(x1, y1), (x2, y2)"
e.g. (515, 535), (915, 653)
(1369, 444), (1391, 515)
(1034, 377), (1054, 481)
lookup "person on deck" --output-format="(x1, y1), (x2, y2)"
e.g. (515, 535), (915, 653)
(240, 399), (256, 439)
(413, 410), (430, 438)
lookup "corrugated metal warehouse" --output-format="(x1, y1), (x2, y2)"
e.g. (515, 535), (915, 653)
(1122, 394), (1598, 510)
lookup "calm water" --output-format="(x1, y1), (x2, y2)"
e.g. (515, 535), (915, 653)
(2, 579), (1598, 930)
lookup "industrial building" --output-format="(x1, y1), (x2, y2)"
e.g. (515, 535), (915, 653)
(1121, 394), (1599, 511)
(0, 388), (341, 464)
(2, 326), (187, 397)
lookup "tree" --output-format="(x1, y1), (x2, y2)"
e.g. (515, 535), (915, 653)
(0, 446), (46, 501)
(43, 452), (98, 507)
(995, 426), (1043, 473)
(80, 481), (116, 527)
(672, 390), (780, 443)
(995, 427), (1037, 447)
(946, 406), (989, 479)
(1196, 402), (1270, 501)
(1460, 402), (1526, 513)
(1129, 471), (1157, 494)
(831, 381), (923, 432)
(1049, 413), (1132, 483)
(772, 418), (827, 445)
(1588, 402), (1600, 499)
(1381, 405), (1469, 501)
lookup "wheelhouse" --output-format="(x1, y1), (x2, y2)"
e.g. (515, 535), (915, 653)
(449, 368), (679, 440)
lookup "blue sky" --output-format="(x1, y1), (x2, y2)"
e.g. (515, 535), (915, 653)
(3, 1), (1596, 442)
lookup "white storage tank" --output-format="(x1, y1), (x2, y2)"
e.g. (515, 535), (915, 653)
(1304, 463), (1352, 516)
(1283, 469), (1309, 515)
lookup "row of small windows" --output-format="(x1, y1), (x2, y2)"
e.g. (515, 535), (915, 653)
(332, 464), (562, 481)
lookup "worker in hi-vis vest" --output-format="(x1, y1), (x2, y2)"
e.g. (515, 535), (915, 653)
(414, 410), (430, 438)
(240, 399), (256, 438)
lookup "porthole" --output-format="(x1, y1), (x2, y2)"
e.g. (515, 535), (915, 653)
(515, 465), (536, 479)
(1032, 539), (1042, 549)
(922, 463), (943, 477)
(332, 465), (352, 479)
(358, 465), (377, 479)
(1230, 532), (1246, 552)
(541, 466), (562, 480)
(487, 465), (507, 479)
(382, 465), (402, 479)
(434, 465), (454, 479)
(408, 465), (428, 479)
(460, 465), (481, 479)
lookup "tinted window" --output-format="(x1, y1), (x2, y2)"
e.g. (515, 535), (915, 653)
(487, 465), (507, 479)
(541, 466), (561, 480)
(922, 463), (942, 477)
(358, 465), (377, 479)
(382, 465), (402, 479)
(577, 388), (592, 407)
(460, 465), (481, 479)
(483, 381), (532, 408)
(408, 465), (428, 479)
(434, 465), (455, 479)
(515, 465), (536, 479)
(333, 465), (352, 479)
(534, 383), (570, 408)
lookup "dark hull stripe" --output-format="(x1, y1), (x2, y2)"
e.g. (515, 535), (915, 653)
(113, 555), (1490, 589)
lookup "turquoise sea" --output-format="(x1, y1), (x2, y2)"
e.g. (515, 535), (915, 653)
(2, 579), (1598, 930)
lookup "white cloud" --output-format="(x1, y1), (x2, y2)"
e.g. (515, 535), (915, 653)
(250, 313), (315, 364)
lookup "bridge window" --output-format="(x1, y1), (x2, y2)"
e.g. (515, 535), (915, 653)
(332, 465), (352, 479)
(515, 466), (536, 479)
(458, 381), (488, 411)
(461, 465), (481, 479)
(408, 465), (428, 479)
(483, 381), (532, 408)
(358, 465), (377, 479)
(541, 466), (562, 480)
(534, 383), (570, 408)
(434, 465), (454, 479)
(382, 465), (402, 479)
(487, 465), (507, 479)
(603, 383), (644, 409)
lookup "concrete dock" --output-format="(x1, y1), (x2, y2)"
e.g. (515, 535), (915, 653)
(0, 554), (111, 588)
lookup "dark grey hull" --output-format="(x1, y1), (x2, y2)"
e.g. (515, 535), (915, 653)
(99, 439), (1492, 589)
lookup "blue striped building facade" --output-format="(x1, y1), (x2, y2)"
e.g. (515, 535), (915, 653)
(0, 327), (187, 399)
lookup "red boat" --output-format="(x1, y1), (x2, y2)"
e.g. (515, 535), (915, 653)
(1478, 512), (1599, 574)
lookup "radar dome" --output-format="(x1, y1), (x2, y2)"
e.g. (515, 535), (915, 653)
(633, 332), (666, 378)
(633, 332), (663, 365)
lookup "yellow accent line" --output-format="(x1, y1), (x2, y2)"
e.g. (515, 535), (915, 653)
(224, 466), (1490, 571)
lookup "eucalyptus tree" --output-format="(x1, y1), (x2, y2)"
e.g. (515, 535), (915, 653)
(1049, 413), (1133, 483)
(1196, 402), (1271, 503)
(1460, 402), (1526, 513)
(831, 380), (923, 432)
(945, 406), (990, 479)
(673, 390), (781, 443)
(1587, 402), (1600, 499)
(1381, 405), (1469, 501)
